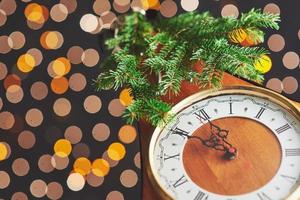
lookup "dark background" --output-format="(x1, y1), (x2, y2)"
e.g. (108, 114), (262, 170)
(0, 0), (299, 199)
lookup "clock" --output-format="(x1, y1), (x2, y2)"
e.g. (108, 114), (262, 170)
(147, 86), (300, 200)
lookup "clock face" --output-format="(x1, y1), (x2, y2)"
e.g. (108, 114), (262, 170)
(149, 88), (300, 200)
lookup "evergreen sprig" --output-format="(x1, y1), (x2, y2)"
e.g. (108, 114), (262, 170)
(94, 9), (280, 127)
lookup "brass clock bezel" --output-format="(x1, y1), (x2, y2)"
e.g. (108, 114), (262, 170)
(147, 85), (300, 200)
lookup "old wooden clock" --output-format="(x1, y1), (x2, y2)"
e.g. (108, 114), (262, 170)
(147, 86), (300, 200)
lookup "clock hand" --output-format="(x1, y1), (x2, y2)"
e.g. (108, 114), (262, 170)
(172, 120), (237, 160)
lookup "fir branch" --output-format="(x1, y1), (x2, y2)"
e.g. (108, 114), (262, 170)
(240, 8), (280, 30)
(96, 10), (280, 127)
(123, 98), (173, 126)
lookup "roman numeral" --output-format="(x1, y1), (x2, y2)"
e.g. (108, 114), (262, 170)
(255, 107), (266, 119)
(172, 175), (188, 188)
(194, 109), (210, 122)
(281, 174), (297, 184)
(171, 127), (189, 139)
(285, 148), (300, 157)
(194, 191), (208, 200)
(164, 153), (180, 161)
(275, 123), (291, 134)
(257, 192), (272, 200)
(229, 102), (233, 114)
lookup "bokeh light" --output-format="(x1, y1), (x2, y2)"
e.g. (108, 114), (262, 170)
(73, 157), (91, 176)
(119, 88), (133, 106)
(107, 142), (126, 161)
(54, 139), (72, 157)
(91, 158), (110, 177)
(17, 53), (36, 73)
(40, 31), (64, 50)
(0, 142), (8, 161)
(67, 172), (85, 191)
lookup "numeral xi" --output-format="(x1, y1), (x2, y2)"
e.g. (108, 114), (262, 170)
(194, 109), (210, 122)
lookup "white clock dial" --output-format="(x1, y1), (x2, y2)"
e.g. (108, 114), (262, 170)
(149, 91), (300, 200)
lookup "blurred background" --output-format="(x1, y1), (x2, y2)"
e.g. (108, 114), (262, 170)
(0, 0), (299, 199)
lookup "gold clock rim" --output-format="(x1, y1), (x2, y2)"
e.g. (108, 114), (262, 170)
(147, 85), (300, 200)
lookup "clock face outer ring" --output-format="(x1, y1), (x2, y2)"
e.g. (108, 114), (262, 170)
(147, 85), (300, 200)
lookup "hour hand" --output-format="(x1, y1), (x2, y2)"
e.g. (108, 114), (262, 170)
(208, 120), (229, 139)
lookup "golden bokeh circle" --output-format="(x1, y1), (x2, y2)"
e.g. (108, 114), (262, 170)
(92, 158), (110, 177)
(107, 142), (126, 161)
(0, 142), (8, 161)
(254, 54), (272, 74)
(40, 31), (64, 50)
(54, 139), (72, 158)
(119, 88), (133, 106)
(17, 53), (36, 73)
(73, 157), (91, 176)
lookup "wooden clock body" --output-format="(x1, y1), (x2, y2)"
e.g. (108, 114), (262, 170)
(139, 73), (300, 200)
